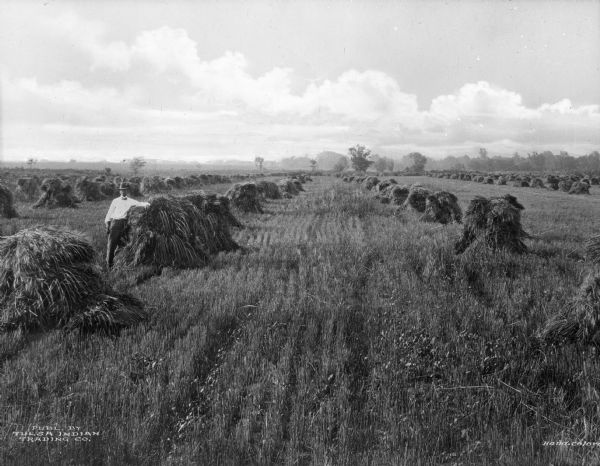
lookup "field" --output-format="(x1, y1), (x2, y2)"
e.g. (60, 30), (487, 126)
(2, 174), (600, 465)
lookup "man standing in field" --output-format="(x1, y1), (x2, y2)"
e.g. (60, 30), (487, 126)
(105, 182), (149, 268)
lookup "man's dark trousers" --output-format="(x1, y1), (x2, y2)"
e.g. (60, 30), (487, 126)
(106, 219), (128, 268)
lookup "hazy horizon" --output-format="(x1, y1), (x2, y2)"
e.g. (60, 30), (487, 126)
(1, 0), (599, 163)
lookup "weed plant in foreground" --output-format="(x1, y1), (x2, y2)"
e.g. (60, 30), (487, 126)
(0, 176), (600, 464)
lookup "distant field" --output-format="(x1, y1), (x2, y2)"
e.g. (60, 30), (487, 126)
(1, 175), (600, 465)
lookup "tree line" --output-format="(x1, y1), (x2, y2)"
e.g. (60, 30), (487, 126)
(429, 149), (600, 174)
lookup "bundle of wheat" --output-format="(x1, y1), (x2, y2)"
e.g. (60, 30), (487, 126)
(541, 272), (600, 346)
(173, 176), (184, 189)
(363, 176), (380, 190)
(292, 174), (311, 183)
(14, 177), (40, 201)
(388, 185), (410, 205)
(292, 179), (305, 192)
(277, 179), (300, 198)
(0, 184), (18, 218)
(99, 182), (116, 197)
(75, 176), (106, 202)
(215, 194), (243, 228)
(569, 181), (590, 195)
(256, 180), (281, 199)
(421, 191), (462, 224)
(512, 180), (529, 188)
(530, 178), (545, 189)
(164, 178), (177, 189)
(32, 178), (79, 209)
(182, 191), (241, 253)
(402, 185), (432, 213)
(184, 192), (241, 227)
(545, 176), (559, 190)
(558, 180), (572, 192)
(496, 176), (507, 185)
(126, 181), (142, 197)
(0, 226), (145, 332)
(115, 197), (210, 270)
(140, 176), (170, 195)
(226, 182), (263, 213)
(376, 179), (397, 192)
(455, 194), (528, 254)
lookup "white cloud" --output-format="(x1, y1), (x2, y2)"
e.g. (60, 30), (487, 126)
(45, 12), (131, 72)
(132, 26), (199, 74)
(43, 16), (419, 122)
(3, 12), (598, 161)
(429, 81), (537, 121)
(301, 70), (419, 123)
(538, 98), (599, 117)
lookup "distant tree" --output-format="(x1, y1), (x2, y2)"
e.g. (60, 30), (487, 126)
(129, 157), (147, 175)
(372, 155), (384, 173)
(373, 155), (394, 173)
(26, 158), (38, 168)
(309, 159), (317, 172)
(333, 156), (349, 172)
(104, 167), (112, 176)
(406, 152), (428, 173)
(556, 151), (577, 171)
(585, 151), (600, 174)
(255, 156), (265, 172)
(386, 158), (395, 172)
(348, 144), (374, 172)
(479, 147), (488, 159)
(527, 151), (545, 172)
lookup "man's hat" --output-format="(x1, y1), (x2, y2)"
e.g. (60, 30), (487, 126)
(118, 182), (129, 191)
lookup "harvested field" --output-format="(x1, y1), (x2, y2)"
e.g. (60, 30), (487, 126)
(2, 174), (600, 465)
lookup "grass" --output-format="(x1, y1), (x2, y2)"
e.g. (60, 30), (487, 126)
(1, 174), (600, 464)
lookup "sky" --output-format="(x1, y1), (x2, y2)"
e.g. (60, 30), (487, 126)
(1, 0), (599, 162)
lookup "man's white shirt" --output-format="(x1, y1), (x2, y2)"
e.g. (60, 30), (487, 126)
(105, 197), (150, 224)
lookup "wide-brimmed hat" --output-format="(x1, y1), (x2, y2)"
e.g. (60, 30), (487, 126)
(118, 182), (129, 191)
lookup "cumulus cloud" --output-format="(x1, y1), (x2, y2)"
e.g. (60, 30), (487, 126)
(538, 98), (599, 117)
(44, 12), (131, 71)
(45, 17), (418, 122)
(429, 81), (538, 121)
(3, 12), (599, 161)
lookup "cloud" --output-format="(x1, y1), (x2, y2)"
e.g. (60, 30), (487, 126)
(538, 98), (599, 117)
(3, 12), (599, 161)
(44, 16), (419, 122)
(429, 81), (537, 121)
(45, 12), (131, 72)
(132, 26), (199, 74)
